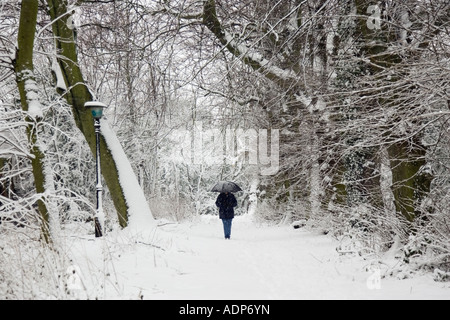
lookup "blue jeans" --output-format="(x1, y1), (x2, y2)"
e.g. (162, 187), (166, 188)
(221, 219), (233, 239)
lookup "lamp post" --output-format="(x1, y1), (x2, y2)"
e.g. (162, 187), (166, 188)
(85, 101), (107, 238)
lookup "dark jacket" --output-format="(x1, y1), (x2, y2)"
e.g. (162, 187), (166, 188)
(215, 193), (237, 219)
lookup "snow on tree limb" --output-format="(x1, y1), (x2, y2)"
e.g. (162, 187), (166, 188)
(100, 120), (154, 229)
(202, 0), (298, 86)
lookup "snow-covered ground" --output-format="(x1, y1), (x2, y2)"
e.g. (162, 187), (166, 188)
(65, 215), (449, 300)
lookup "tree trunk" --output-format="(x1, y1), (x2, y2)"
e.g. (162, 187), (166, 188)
(379, 146), (396, 218)
(388, 141), (432, 222)
(14, 0), (51, 243)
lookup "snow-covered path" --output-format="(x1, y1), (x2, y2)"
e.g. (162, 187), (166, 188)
(71, 215), (450, 300)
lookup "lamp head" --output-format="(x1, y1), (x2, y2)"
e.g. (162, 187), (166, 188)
(85, 101), (107, 119)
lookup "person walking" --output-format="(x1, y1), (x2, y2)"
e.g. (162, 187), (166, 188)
(215, 192), (237, 239)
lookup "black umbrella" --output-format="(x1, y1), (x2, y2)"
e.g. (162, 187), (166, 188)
(211, 181), (242, 193)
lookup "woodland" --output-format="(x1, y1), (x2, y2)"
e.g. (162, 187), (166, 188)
(0, 0), (449, 298)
